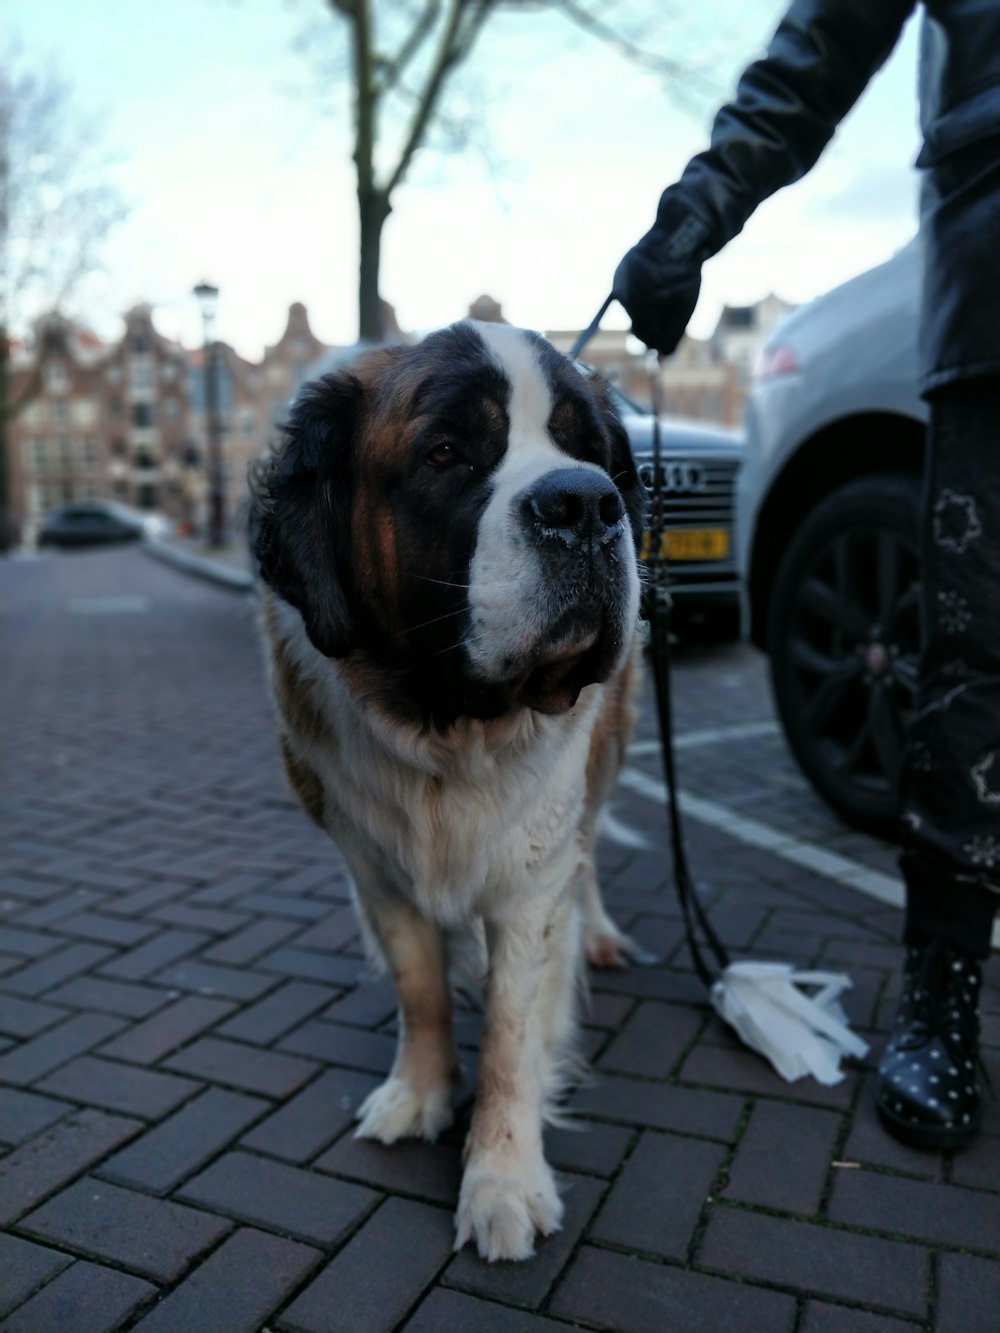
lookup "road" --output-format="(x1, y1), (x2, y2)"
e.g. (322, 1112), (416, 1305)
(1, 547), (997, 1333)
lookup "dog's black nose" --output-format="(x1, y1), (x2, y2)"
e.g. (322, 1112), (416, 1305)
(522, 468), (624, 546)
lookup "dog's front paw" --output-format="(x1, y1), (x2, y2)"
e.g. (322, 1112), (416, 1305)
(454, 1161), (563, 1262)
(354, 1075), (454, 1144)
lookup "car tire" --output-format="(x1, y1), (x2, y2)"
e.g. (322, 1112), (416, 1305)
(768, 472), (921, 839)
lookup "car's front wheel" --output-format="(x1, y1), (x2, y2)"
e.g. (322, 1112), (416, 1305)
(768, 473), (922, 839)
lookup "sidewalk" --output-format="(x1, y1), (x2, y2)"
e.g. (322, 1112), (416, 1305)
(0, 546), (997, 1333)
(142, 533), (254, 591)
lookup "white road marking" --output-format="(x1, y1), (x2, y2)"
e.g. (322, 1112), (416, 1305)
(597, 806), (652, 851)
(629, 720), (780, 753)
(613, 762), (1000, 947)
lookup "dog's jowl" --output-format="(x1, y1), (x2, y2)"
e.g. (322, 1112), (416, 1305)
(251, 320), (644, 1262)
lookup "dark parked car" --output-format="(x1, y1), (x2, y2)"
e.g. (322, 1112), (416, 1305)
(737, 241), (923, 836)
(37, 501), (174, 549)
(607, 382), (744, 642)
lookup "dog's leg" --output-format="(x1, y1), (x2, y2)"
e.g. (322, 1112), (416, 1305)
(353, 890), (459, 1144)
(454, 887), (576, 1262)
(578, 841), (636, 969)
(580, 643), (641, 968)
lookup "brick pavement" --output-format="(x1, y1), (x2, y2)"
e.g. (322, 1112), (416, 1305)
(1, 547), (998, 1333)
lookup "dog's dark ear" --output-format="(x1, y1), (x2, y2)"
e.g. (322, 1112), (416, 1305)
(250, 371), (363, 658)
(585, 374), (645, 548)
(607, 410), (645, 548)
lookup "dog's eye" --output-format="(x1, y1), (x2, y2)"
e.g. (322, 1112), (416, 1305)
(426, 442), (469, 472)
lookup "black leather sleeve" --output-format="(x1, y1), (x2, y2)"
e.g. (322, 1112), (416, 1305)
(667, 0), (918, 256)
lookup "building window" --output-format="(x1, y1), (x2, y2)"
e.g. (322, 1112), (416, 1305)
(24, 401), (45, 428)
(51, 401), (69, 424)
(130, 334), (149, 355)
(81, 437), (98, 466)
(113, 480), (128, 500)
(28, 438), (46, 471)
(137, 483), (158, 510)
(58, 438), (72, 469)
(132, 402), (155, 428)
(129, 359), (154, 392)
(71, 399), (97, 426)
(135, 449), (156, 471)
(724, 307), (754, 330)
(45, 363), (69, 394)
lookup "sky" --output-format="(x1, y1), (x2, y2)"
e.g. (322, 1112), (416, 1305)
(6, 0), (924, 360)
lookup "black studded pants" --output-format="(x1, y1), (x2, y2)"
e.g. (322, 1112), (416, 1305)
(900, 376), (1000, 960)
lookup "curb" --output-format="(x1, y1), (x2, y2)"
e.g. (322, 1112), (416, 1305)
(143, 537), (255, 592)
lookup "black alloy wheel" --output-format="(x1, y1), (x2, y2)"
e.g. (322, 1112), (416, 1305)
(768, 473), (922, 839)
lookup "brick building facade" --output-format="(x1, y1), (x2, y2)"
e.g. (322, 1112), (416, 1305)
(7, 303), (334, 544)
(6, 292), (791, 545)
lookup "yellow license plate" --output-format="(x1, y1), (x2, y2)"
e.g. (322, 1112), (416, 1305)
(641, 527), (730, 561)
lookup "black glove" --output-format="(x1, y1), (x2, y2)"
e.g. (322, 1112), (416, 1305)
(612, 195), (712, 355)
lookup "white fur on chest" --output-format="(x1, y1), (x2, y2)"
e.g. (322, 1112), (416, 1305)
(273, 609), (597, 924)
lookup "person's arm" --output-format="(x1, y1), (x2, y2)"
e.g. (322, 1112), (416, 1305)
(614, 0), (917, 352)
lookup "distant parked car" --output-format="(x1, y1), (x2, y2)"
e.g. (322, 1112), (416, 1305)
(608, 381), (744, 642)
(737, 239), (924, 836)
(38, 501), (174, 549)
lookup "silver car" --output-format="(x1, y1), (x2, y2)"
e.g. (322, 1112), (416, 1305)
(737, 240), (925, 836)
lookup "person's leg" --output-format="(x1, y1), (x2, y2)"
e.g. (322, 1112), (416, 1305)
(877, 376), (1000, 1149)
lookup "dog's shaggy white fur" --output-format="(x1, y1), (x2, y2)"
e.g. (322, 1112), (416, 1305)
(252, 321), (644, 1261)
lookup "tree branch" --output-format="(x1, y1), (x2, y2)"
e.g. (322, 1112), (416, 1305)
(384, 0), (494, 199)
(373, 1), (442, 99)
(552, 0), (723, 102)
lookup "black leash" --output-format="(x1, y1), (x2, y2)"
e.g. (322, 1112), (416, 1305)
(643, 349), (732, 989)
(568, 294), (615, 362)
(566, 300), (875, 1089)
(575, 296), (731, 989)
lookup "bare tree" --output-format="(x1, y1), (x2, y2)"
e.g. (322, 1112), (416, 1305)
(0, 55), (127, 549)
(319, 0), (726, 342)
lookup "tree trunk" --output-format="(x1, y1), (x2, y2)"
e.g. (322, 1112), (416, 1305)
(357, 187), (390, 344)
(0, 331), (13, 552)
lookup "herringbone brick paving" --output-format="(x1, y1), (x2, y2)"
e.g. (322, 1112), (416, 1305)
(1, 548), (997, 1333)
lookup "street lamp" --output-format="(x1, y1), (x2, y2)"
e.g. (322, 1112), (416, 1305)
(193, 281), (226, 548)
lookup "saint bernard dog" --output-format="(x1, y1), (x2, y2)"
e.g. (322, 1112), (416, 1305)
(250, 320), (645, 1262)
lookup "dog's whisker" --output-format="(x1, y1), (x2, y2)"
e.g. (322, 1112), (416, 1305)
(407, 574), (474, 589)
(401, 607), (470, 634)
(407, 574), (518, 591)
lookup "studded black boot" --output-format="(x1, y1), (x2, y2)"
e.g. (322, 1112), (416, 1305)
(875, 938), (982, 1150)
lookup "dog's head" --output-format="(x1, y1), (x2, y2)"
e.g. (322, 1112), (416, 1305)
(252, 320), (644, 726)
